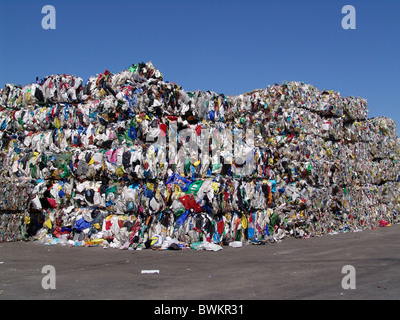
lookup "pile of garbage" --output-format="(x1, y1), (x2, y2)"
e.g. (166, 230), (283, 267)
(1, 62), (399, 250)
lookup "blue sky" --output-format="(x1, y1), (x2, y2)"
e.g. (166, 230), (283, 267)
(1, 0), (399, 133)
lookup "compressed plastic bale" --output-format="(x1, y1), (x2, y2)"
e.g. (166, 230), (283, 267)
(1, 84), (23, 108)
(1, 62), (400, 247)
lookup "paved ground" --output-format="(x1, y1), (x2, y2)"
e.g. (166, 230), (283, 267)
(1, 224), (399, 301)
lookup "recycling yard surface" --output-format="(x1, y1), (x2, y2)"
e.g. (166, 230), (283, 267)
(1, 223), (399, 300)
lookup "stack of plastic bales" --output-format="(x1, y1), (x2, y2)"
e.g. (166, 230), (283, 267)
(0, 61), (399, 249)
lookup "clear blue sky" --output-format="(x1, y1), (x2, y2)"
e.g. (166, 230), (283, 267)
(1, 0), (399, 133)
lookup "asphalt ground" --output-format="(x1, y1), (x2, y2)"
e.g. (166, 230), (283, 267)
(0, 224), (399, 303)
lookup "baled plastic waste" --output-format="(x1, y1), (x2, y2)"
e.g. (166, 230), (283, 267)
(0, 62), (399, 249)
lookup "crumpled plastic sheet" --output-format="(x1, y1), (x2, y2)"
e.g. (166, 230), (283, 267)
(0, 61), (399, 248)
